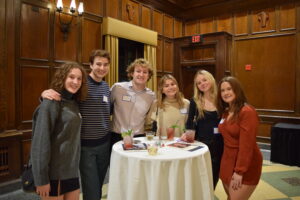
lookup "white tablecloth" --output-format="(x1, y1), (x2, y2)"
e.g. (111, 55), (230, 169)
(107, 137), (214, 200)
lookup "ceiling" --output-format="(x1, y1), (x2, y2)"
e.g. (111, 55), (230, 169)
(137, 0), (298, 21)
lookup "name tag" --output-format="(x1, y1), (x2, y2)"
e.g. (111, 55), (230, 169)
(103, 96), (108, 103)
(180, 108), (188, 114)
(214, 127), (220, 134)
(122, 95), (131, 102)
(219, 118), (225, 124)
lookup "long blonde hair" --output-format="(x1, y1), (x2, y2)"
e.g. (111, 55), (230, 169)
(157, 74), (185, 109)
(193, 70), (217, 119)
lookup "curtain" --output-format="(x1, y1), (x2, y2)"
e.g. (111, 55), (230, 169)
(105, 35), (119, 87)
(144, 45), (157, 92)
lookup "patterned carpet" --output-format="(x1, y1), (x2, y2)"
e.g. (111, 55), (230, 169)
(96, 160), (300, 200)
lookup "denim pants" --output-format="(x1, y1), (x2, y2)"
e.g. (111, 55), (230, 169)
(80, 140), (110, 200)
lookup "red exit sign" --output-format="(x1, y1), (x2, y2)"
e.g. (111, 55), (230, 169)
(191, 35), (202, 43)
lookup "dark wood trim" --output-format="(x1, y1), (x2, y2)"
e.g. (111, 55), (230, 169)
(296, 2), (300, 115)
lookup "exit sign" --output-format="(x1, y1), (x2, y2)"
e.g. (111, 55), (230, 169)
(191, 35), (202, 43)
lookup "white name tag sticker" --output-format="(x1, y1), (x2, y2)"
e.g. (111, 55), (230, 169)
(180, 108), (188, 114)
(122, 95), (131, 102)
(103, 96), (108, 103)
(214, 127), (220, 134)
(219, 118), (225, 124)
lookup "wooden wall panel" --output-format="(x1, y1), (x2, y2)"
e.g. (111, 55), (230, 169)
(156, 38), (163, 72)
(163, 15), (173, 38)
(84, 0), (103, 16)
(279, 3), (296, 31)
(0, 0), (6, 132)
(252, 8), (276, 33)
(82, 18), (102, 64)
(258, 122), (272, 138)
(163, 40), (173, 72)
(122, 0), (139, 25)
(20, 66), (49, 121)
(141, 5), (151, 29)
(153, 10), (163, 35)
(20, 3), (49, 60)
(185, 20), (198, 36)
(235, 35), (296, 111)
(217, 14), (233, 33)
(174, 19), (182, 38)
(200, 18), (214, 34)
(54, 13), (78, 61)
(234, 12), (248, 35)
(106, 0), (119, 19)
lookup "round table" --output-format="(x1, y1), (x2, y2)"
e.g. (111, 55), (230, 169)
(107, 137), (214, 200)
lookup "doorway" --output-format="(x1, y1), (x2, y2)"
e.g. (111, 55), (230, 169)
(118, 38), (144, 82)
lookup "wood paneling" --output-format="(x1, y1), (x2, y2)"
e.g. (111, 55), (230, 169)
(156, 38), (163, 72)
(82, 18), (101, 64)
(174, 19), (182, 38)
(141, 5), (151, 29)
(234, 12), (248, 35)
(200, 18), (214, 34)
(153, 10), (163, 35)
(252, 8), (276, 33)
(20, 3), (49, 60)
(163, 40), (173, 72)
(106, 0), (119, 19)
(0, 0), (6, 132)
(235, 35), (296, 111)
(217, 14), (233, 33)
(54, 13), (78, 61)
(184, 20), (198, 36)
(279, 3), (296, 31)
(258, 122), (272, 138)
(163, 15), (173, 38)
(20, 66), (49, 121)
(84, 0), (103, 16)
(122, 0), (139, 25)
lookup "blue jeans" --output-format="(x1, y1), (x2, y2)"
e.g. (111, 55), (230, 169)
(80, 140), (110, 200)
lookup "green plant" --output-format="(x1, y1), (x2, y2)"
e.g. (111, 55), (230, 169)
(121, 129), (133, 138)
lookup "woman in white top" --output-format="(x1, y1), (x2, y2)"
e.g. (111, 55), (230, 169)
(146, 74), (189, 137)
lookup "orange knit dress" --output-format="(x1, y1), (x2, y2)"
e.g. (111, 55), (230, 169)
(218, 105), (263, 185)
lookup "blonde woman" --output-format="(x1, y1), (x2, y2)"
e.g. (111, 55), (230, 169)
(147, 74), (189, 137)
(185, 70), (223, 189)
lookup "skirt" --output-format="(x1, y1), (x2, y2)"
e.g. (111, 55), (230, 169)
(49, 177), (80, 196)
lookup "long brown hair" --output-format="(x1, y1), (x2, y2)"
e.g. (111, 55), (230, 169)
(193, 70), (217, 119)
(157, 74), (185, 109)
(50, 62), (88, 102)
(217, 76), (247, 120)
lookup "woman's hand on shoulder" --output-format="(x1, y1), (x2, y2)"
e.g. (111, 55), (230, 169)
(36, 183), (50, 197)
(42, 89), (61, 101)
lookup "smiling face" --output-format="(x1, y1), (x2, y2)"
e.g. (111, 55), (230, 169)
(64, 68), (83, 94)
(90, 56), (110, 81)
(195, 74), (212, 93)
(220, 81), (236, 105)
(162, 79), (178, 99)
(131, 65), (149, 87)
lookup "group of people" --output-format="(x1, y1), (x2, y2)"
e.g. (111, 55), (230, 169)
(30, 49), (263, 200)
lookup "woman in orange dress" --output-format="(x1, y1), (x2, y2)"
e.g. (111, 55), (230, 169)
(217, 76), (262, 200)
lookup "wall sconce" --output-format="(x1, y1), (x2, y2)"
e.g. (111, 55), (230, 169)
(56, 0), (84, 41)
